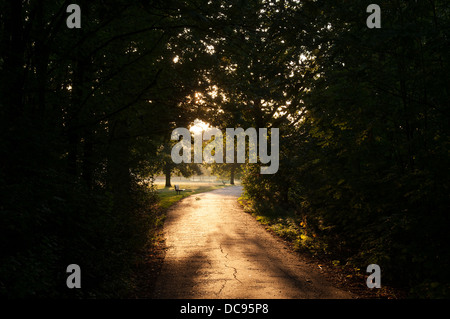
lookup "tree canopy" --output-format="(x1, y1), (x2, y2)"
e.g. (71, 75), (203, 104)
(1, 0), (449, 298)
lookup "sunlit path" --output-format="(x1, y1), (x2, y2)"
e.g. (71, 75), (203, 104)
(154, 186), (353, 299)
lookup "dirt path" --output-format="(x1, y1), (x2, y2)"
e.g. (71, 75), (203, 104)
(153, 186), (353, 299)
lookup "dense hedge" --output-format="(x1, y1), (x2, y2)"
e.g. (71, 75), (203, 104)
(0, 169), (158, 298)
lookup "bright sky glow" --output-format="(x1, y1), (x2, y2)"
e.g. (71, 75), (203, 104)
(189, 119), (211, 134)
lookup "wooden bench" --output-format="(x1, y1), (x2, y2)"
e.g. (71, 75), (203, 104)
(174, 184), (185, 195)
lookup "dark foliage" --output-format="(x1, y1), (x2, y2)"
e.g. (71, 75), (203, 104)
(1, 0), (449, 298)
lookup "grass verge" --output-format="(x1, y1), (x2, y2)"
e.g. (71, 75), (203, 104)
(156, 183), (232, 210)
(237, 195), (406, 299)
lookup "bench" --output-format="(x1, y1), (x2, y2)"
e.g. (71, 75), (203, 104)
(174, 184), (185, 195)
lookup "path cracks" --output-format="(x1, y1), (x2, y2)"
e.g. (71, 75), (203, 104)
(214, 243), (242, 296)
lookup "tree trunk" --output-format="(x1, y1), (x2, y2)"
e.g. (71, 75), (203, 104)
(230, 164), (235, 185)
(164, 163), (172, 187)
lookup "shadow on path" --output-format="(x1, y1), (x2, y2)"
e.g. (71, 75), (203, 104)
(153, 186), (353, 299)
